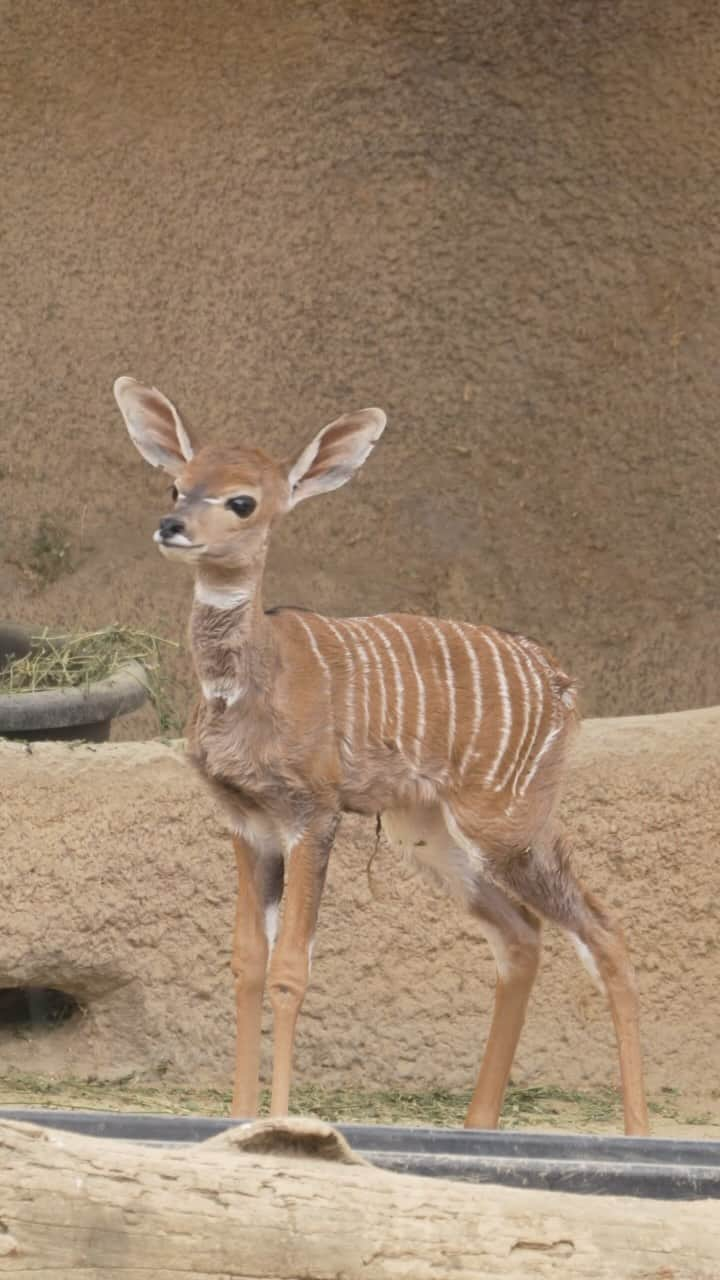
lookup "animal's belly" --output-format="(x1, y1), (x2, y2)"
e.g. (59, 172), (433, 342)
(382, 804), (451, 859)
(381, 804), (480, 902)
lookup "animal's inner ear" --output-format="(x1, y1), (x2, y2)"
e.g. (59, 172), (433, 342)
(288, 407), (387, 506)
(113, 377), (195, 476)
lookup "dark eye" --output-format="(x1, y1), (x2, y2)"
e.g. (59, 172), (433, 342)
(170, 485), (179, 502)
(226, 495), (257, 518)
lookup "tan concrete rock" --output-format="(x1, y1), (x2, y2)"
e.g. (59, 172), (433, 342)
(1, 708), (718, 1099)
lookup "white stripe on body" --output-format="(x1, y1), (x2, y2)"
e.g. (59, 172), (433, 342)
(447, 621), (483, 778)
(519, 715), (562, 795)
(336, 619), (372, 746)
(482, 631), (513, 788)
(364, 618), (405, 752)
(379, 617), (427, 764)
(495, 633), (532, 793)
(294, 615), (332, 690)
(512, 643), (545, 797)
(317, 615), (357, 750)
(423, 620), (457, 763)
(348, 620), (387, 742)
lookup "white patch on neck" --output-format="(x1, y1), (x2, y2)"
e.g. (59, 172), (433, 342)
(194, 581), (250, 610)
(201, 679), (244, 706)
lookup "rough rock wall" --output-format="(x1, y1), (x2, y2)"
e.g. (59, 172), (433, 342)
(1, 708), (718, 1098)
(3, 1), (720, 730)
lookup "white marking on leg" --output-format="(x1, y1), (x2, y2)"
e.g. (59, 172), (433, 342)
(381, 618), (427, 762)
(570, 932), (605, 992)
(424, 620), (457, 761)
(496, 634), (531, 792)
(365, 619), (405, 751)
(264, 903), (280, 953)
(482, 631), (513, 787)
(284, 830), (303, 864)
(480, 923), (514, 983)
(233, 816), (283, 857)
(447, 622), (483, 777)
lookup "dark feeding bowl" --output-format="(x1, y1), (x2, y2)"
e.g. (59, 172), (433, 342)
(0, 624), (149, 742)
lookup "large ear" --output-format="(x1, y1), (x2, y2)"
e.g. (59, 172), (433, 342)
(113, 376), (195, 476)
(287, 407), (387, 507)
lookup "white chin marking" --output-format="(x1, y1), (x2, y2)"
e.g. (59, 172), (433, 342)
(153, 530), (193, 547)
(158, 543), (203, 562)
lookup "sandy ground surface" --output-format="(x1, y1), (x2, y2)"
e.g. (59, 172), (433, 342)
(1, 1073), (719, 1141)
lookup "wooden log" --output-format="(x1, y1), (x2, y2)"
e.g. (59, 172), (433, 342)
(0, 1117), (719, 1278)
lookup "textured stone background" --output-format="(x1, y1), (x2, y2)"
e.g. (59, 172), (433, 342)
(1, 710), (718, 1105)
(3, 0), (720, 729)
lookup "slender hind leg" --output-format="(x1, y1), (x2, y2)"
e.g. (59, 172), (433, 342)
(464, 881), (542, 1129)
(492, 828), (649, 1137)
(386, 804), (542, 1131)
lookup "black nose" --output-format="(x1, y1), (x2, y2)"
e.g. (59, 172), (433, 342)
(159, 516), (186, 539)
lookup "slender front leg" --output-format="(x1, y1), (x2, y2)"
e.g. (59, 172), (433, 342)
(575, 893), (649, 1137)
(231, 834), (283, 1119)
(493, 830), (649, 1137)
(267, 815), (338, 1116)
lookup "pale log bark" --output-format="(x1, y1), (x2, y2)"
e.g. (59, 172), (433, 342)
(0, 1117), (719, 1278)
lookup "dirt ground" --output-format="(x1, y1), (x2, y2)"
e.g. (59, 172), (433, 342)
(2, 1072), (720, 1141)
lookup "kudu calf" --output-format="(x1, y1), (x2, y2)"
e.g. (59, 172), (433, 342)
(114, 377), (648, 1135)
